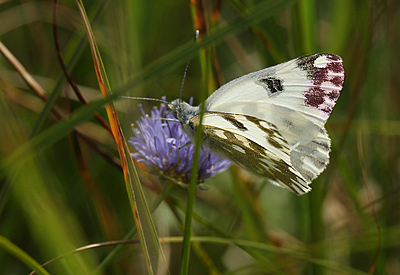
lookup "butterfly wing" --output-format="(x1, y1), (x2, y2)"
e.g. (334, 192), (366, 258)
(197, 53), (344, 194)
(190, 112), (312, 194)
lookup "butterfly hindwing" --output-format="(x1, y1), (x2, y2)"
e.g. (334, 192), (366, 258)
(189, 112), (312, 194)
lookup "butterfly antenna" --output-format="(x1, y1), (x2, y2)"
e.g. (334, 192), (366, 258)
(119, 96), (165, 103)
(179, 30), (200, 102)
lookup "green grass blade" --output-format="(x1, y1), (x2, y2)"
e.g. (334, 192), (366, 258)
(298, 0), (316, 53)
(0, 85), (97, 274)
(0, 236), (50, 275)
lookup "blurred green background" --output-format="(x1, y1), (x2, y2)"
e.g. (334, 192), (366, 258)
(1, 0), (399, 274)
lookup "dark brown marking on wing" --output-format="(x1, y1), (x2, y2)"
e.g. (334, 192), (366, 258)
(221, 113), (248, 131)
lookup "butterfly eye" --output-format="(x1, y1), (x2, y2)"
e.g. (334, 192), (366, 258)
(167, 102), (178, 118)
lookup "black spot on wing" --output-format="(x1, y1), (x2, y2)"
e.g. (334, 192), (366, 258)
(296, 54), (322, 79)
(257, 77), (284, 95)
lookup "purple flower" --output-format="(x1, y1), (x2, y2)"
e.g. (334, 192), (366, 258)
(129, 100), (231, 188)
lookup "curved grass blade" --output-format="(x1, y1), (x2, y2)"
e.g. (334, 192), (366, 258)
(74, 1), (168, 274)
(31, 0), (110, 137)
(0, 236), (50, 275)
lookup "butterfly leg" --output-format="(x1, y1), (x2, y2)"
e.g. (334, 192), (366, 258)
(177, 141), (191, 160)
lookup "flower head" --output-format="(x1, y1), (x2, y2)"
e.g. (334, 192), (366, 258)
(129, 100), (231, 188)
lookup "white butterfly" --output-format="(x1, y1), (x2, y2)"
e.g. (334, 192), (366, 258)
(169, 53), (344, 195)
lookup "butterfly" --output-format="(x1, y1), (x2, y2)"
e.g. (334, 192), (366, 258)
(168, 53), (344, 195)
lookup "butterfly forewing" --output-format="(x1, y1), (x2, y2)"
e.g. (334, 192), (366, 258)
(205, 54), (344, 145)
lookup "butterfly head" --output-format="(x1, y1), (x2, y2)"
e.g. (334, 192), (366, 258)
(168, 99), (200, 125)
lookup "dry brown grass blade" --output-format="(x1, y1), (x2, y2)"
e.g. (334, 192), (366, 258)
(52, 0), (112, 135)
(74, 1), (169, 274)
(0, 41), (50, 103)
